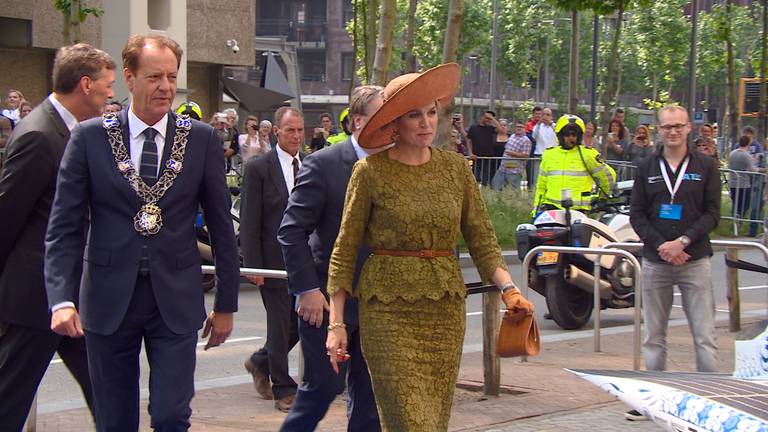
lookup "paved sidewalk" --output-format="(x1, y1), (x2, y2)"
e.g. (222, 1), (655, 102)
(36, 315), (755, 431)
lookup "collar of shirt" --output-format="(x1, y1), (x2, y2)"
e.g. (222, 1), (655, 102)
(275, 143), (301, 191)
(128, 109), (168, 177)
(48, 94), (78, 132)
(350, 134), (370, 160)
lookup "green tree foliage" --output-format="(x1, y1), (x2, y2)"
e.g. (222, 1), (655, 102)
(53, 0), (103, 44)
(623, 0), (690, 103)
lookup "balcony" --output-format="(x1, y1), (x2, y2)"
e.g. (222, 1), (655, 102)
(256, 19), (326, 48)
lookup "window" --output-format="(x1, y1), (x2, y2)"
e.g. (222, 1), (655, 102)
(0, 18), (31, 48)
(300, 52), (326, 82)
(341, 53), (354, 81)
(343, 0), (354, 27)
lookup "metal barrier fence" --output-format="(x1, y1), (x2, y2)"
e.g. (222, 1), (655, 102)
(520, 245), (643, 370)
(520, 239), (768, 372)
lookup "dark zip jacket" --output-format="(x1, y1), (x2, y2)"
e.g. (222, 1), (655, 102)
(629, 146), (720, 262)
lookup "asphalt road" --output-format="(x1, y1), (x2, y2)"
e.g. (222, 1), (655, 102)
(35, 248), (768, 414)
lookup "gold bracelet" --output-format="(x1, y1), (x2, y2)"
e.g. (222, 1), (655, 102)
(328, 322), (347, 332)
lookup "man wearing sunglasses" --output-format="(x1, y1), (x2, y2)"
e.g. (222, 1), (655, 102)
(627, 105), (721, 421)
(532, 114), (616, 216)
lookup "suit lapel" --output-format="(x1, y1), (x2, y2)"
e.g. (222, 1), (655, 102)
(114, 109), (140, 208)
(41, 99), (70, 145)
(159, 112), (175, 172)
(268, 150), (289, 202)
(339, 139), (359, 175)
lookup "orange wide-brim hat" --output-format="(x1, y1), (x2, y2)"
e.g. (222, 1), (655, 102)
(358, 63), (460, 149)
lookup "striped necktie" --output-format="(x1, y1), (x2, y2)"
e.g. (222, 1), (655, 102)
(140, 128), (159, 186)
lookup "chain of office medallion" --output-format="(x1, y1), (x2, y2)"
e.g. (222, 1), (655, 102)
(105, 125), (190, 205)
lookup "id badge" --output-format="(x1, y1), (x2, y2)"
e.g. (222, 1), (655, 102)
(659, 203), (682, 220)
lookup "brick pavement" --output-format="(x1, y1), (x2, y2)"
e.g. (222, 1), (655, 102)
(35, 316), (753, 431)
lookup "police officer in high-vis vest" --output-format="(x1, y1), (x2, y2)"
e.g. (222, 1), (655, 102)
(326, 108), (351, 145)
(533, 114), (616, 215)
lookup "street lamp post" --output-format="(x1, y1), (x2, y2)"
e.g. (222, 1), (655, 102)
(468, 55), (478, 121)
(688, 0), (699, 123)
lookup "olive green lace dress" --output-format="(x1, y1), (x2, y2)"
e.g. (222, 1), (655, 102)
(327, 148), (507, 432)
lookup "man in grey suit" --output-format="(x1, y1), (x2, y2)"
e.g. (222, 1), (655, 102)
(45, 35), (239, 431)
(278, 86), (383, 431)
(0, 43), (115, 430)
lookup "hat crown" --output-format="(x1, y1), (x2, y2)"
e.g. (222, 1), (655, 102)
(384, 73), (421, 101)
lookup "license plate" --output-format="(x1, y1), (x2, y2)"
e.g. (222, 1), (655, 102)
(537, 251), (559, 265)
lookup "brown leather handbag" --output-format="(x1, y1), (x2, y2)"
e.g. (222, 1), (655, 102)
(497, 312), (541, 357)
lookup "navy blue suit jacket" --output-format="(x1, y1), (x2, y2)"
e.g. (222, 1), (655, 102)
(44, 109), (240, 335)
(278, 140), (367, 324)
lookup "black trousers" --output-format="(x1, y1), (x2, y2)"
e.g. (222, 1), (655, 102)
(0, 322), (94, 431)
(250, 281), (299, 399)
(85, 275), (197, 432)
(280, 309), (380, 432)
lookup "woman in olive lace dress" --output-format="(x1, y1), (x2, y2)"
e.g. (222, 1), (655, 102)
(325, 63), (535, 432)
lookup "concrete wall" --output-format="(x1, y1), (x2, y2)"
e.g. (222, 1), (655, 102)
(187, 0), (255, 67)
(0, 48), (53, 106)
(0, 0), (102, 49)
(187, 62), (222, 121)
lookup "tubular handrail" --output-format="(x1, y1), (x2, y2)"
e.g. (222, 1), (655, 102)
(598, 239), (768, 370)
(521, 245), (643, 370)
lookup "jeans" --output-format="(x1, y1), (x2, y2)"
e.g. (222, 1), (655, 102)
(642, 258), (718, 372)
(491, 170), (522, 191)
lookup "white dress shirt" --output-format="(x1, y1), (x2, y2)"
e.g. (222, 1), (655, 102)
(48, 94), (78, 132)
(128, 109), (168, 177)
(533, 122), (557, 155)
(275, 143), (301, 193)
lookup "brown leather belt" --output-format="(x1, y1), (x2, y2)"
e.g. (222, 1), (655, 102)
(372, 249), (453, 258)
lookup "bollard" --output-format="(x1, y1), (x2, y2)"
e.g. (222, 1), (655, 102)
(481, 291), (501, 396)
(727, 248), (741, 332)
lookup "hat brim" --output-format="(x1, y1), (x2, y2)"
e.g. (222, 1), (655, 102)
(358, 63), (460, 149)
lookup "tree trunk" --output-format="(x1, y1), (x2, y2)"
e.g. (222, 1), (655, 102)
(71, 0), (81, 43)
(569, 9), (580, 113)
(599, 0), (625, 157)
(727, 0), (740, 147)
(759, 0), (768, 141)
(437, 0), (465, 150)
(350, 0), (360, 95)
(372, 0), (397, 85)
(403, 0), (418, 73)
(442, 0), (464, 64)
(364, 0), (379, 83)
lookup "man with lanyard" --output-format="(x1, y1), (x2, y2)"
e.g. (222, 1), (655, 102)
(628, 105), (720, 421)
(532, 114), (615, 215)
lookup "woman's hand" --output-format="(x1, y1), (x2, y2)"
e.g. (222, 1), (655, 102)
(501, 289), (535, 322)
(326, 327), (349, 374)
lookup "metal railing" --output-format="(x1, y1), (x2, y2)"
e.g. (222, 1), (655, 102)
(518, 240), (768, 374)
(521, 245), (643, 370)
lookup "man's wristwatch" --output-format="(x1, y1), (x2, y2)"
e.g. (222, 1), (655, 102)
(677, 235), (691, 247)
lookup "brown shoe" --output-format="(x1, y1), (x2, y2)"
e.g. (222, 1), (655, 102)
(274, 394), (295, 413)
(244, 358), (273, 400)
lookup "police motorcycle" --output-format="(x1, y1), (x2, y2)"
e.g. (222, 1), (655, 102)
(516, 182), (639, 330)
(515, 114), (639, 330)
(197, 186), (242, 292)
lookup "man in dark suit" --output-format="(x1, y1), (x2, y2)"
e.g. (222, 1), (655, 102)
(0, 43), (115, 430)
(277, 85), (383, 431)
(240, 106), (302, 412)
(44, 35), (239, 431)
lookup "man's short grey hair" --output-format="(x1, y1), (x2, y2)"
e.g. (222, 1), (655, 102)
(349, 85), (384, 132)
(274, 107), (303, 127)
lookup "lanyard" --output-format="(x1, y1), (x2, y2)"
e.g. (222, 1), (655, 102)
(659, 156), (689, 204)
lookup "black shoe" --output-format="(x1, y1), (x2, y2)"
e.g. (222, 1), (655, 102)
(544, 312), (553, 320)
(625, 409), (647, 421)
